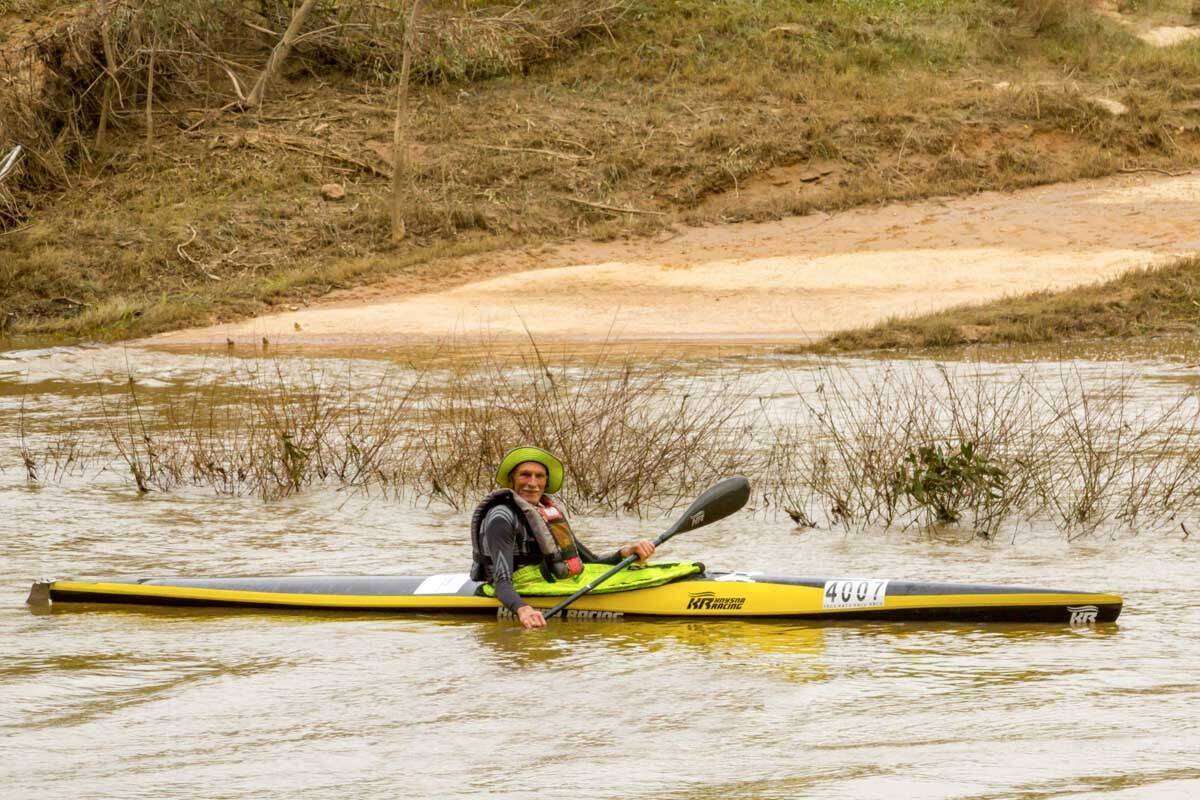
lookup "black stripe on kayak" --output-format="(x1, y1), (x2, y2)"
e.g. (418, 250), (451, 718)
(713, 574), (1104, 596)
(45, 589), (495, 612)
(790, 603), (1123, 623)
(46, 589), (1121, 623)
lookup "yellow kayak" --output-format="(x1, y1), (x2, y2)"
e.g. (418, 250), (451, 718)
(27, 572), (1123, 624)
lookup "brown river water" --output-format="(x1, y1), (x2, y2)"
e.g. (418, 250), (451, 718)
(2, 343), (1199, 799)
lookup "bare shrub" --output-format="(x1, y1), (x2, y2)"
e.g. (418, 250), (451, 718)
(765, 361), (1200, 537)
(14, 344), (756, 513)
(90, 359), (423, 499)
(413, 344), (758, 512)
(14, 352), (1200, 534)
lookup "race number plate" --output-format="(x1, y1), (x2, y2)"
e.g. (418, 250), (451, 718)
(822, 579), (889, 609)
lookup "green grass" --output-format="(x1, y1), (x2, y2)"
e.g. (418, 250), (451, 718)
(807, 256), (1200, 352)
(3, 0), (1200, 341)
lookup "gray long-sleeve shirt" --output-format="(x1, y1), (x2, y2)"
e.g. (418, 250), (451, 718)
(480, 504), (622, 613)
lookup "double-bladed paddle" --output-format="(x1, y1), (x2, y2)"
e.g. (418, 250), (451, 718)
(542, 476), (751, 620)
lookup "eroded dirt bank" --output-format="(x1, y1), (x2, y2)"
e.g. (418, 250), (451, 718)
(151, 171), (1200, 347)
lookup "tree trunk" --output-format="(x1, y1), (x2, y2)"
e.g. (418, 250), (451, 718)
(391, 0), (421, 243)
(95, 0), (119, 149)
(144, 43), (155, 150)
(243, 0), (319, 110)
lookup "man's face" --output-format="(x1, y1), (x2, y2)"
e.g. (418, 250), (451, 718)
(511, 461), (548, 504)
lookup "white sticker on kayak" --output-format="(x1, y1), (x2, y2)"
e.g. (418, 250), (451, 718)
(414, 574), (471, 595)
(714, 572), (762, 583)
(822, 579), (889, 609)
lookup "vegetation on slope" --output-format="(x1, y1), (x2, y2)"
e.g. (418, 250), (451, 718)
(2, 0), (1200, 340)
(808, 255), (1200, 351)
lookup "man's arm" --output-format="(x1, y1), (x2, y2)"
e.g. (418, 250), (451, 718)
(575, 537), (623, 566)
(577, 537), (657, 564)
(480, 506), (529, 613)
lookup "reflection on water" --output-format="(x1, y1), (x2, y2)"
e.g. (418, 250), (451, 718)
(1, 342), (1199, 799)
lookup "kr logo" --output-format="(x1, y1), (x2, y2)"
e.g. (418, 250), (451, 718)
(1067, 605), (1099, 625)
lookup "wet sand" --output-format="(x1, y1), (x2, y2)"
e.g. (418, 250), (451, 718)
(151, 171), (1200, 348)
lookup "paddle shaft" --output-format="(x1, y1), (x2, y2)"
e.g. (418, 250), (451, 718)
(541, 476), (750, 620)
(542, 543), (658, 620)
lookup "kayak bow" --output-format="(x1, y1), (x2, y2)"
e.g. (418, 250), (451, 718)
(27, 572), (1122, 624)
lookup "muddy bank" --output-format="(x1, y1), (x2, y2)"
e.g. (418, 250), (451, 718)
(150, 171), (1200, 347)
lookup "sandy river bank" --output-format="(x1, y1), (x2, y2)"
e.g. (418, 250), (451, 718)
(149, 170), (1200, 348)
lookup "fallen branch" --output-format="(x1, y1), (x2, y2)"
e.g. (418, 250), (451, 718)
(564, 196), (666, 216)
(176, 225), (200, 264)
(252, 132), (389, 178)
(1117, 167), (1192, 178)
(177, 225), (224, 281)
(477, 144), (582, 160)
(0, 146), (23, 183)
(0, 224), (32, 238)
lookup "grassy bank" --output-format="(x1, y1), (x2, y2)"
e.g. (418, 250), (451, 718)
(4, 0), (1200, 340)
(808, 255), (1200, 352)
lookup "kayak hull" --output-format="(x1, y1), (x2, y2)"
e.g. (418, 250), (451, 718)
(30, 573), (1123, 624)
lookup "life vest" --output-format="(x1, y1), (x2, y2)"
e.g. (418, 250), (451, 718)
(470, 489), (584, 581)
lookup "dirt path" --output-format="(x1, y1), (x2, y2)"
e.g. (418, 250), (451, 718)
(152, 171), (1200, 347)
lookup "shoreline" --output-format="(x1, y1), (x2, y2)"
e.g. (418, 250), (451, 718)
(146, 170), (1200, 349)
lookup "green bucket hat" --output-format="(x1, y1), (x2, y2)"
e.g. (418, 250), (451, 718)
(495, 446), (564, 494)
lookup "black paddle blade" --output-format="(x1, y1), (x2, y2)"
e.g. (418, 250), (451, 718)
(659, 476), (751, 544)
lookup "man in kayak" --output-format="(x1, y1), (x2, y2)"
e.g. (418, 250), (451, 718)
(470, 446), (655, 629)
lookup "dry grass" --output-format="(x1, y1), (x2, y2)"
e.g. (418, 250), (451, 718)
(0, 0), (628, 197)
(807, 256), (1200, 353)
(3, 0), (1200, 341)
(1015, 0), (1093, 34)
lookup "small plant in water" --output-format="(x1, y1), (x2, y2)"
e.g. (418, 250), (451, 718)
(893, 441), (1007, 524)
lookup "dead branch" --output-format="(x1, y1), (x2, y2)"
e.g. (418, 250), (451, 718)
(243, 0), (319, 110)
(177, 225), (221, 282)
(564, 196), (667, 216)
(477, 143), (582, 160)
(1117, 167), (1192, 178)
(0, 146), (23, 183)
(251, 132), (389, 178)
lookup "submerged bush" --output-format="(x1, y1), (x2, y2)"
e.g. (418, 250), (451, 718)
(894, 441), (1007, 524)
(765, 361), (1200, 537)
(12, 346), (755, 513)
(11, 352), (1200, 536)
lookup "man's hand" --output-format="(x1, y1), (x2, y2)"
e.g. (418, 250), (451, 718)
(619, 539), (656, 561)
(516, 605), (547, 629)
